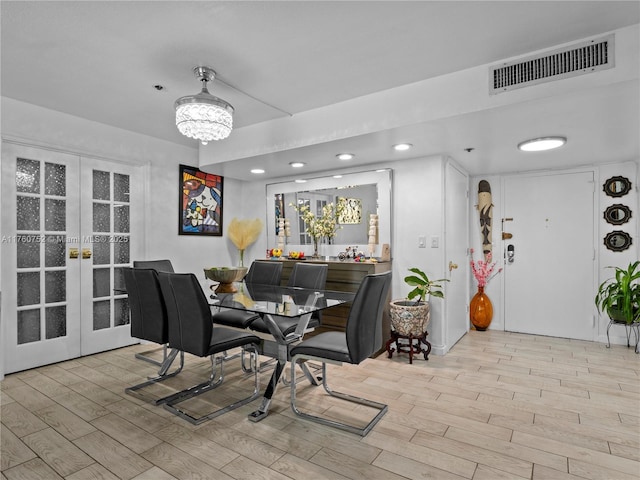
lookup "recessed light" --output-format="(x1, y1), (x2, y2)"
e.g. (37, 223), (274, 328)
(295, 179), (307, 183)
(518, 136), (567, 152)
(333, 175), (343, 179)
(336, 153), (354, 161)
(250, 168), (265, 174)
(393, 143), (413, 151)
(289, 162), (306, 168)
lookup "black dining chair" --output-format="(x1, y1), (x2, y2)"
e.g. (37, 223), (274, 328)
(131, 259), (175, 366)
(158, 272), (262, 425)
(211, 260), (284, 329)
(133, 259), (175, 273)
(250, 262), (328, 336)
(123, 267), (184, 404)
(289, 271), (392, 436)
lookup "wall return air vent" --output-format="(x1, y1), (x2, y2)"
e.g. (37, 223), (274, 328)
(490, 34), (614, 94)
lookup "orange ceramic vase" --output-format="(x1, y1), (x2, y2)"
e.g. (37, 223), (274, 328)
(470, 286), (493, 331)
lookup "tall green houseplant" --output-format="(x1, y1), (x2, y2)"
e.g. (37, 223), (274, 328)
(595, 261), (640, 324)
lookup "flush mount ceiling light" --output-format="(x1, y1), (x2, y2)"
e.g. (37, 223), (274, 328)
(336, 153), (354, 161)
(175, 66), (234, 145)
(289, 162), (306, 168)
(250, 168), (265, 174)
(518, 136), (566, 152)
(393, 143), (413, 151)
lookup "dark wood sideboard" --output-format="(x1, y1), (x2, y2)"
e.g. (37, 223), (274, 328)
(278, 259), (392, 353)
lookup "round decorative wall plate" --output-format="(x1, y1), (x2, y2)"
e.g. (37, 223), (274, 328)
(603, 176), (632, 197)
(603, 204), (632, 225)
(603, 230), (633, 252)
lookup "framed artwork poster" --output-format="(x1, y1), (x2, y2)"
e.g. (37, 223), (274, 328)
(337, 196), (362, 224)
(179, 164), (224, 236)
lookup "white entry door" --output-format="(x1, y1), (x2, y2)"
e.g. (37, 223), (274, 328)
(503, 170), (596, 340)
(1, 143), (141, 373)
(444, 161), (469, 351)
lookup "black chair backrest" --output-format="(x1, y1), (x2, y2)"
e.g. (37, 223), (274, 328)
(245, 260), (283, 285)
(123, 267), (168, 345)
(287, 263), (328, 290)
(133, 259), (175, 273)
(346, 271), (392, 364)
(158, 272), (212, 357)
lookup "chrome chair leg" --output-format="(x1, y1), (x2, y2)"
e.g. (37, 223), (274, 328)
(164, 346), (261, 425)
(281, 360), (320, 387)
(125, 348), (185, 405)
(290, 354), (388, 436)
(135, 343), (169, 367)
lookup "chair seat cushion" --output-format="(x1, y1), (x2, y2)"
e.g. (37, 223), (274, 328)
(208, 326), (260, 356)
(212, 309), (260, 328)
(251, 316), (320, 336)
(289, 331), (351, 363)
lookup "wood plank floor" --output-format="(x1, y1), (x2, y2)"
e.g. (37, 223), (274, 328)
(1, 330), (639, 480)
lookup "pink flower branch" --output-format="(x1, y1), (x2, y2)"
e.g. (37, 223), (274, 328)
(470, 248), (502, 288)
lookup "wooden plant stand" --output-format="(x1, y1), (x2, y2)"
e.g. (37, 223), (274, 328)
(385, 330), (431, 364)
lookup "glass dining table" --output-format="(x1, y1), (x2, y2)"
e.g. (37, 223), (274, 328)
(211, 282), (354, 422)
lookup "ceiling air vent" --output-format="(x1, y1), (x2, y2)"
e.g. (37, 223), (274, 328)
(490, 34), (614, 94)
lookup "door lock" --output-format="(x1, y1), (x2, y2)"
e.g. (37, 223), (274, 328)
(507, 244), (515, 263)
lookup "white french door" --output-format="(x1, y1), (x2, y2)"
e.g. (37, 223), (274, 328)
(79, 157), (142, 355)
(1, 143), (142, 373)
(2, 145), (82, 372)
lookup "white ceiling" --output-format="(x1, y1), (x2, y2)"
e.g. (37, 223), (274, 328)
(2, 1), (639, 181)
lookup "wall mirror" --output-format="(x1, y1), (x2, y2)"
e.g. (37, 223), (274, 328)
(604, 230), (633, 252)
(266, 169), (392, 257)
(603, 204), (632, 225)
(603, 176), (632, 197)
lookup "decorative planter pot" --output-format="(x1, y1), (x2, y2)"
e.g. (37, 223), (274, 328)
(388, 299), (432, 363)
(389, 299), (430, 336)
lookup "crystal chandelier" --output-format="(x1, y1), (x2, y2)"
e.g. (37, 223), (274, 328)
(175, 66), (234, 145)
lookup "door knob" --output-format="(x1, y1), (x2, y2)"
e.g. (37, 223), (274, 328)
(82, 248), (92, 259)
(69, 248), (79, 259)
(449, 261), (458, 272)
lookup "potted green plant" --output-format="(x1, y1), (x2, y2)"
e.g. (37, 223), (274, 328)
(595, 261), (640, 325)
(389, 268), (448, 336)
